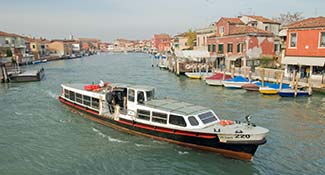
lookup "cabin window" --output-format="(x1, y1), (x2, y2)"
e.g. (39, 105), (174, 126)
(188, 116), (199, 126)
(128, 89), (135, 102)
(137, 109), (150, 121)
(227, 43), (233, 53)
(290, 33), (297, 47)
(198, 112), (217, 124)
(64, 89), (70, 99)
(169, 114), (186, 127)
(69, 91), (75, 101)
(320, 32), (325, 47)
(146, 90), (154, 101)
(83, 95), (91, 106)
(91, 98), (99, 109)
(137, 91), (145, 104)
(152, 112), (167, 124)
(76, 93), (82, 104)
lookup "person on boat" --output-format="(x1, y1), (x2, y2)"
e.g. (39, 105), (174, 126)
(137, 91), (144, 104)
(105, 91), (115, 114)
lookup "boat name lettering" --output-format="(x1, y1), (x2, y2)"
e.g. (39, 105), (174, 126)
(235, 134), (250, 139)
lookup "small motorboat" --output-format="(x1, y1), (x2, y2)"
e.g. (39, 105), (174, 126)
(242, 83), (260, 91)
(185, 72), (214, 79)
(243, 82), (291, 92)
(259, 87), (278, 95)
(222, 76), (251, 89)
(205, 73), (232, 86)
(278, 89), (311, 97)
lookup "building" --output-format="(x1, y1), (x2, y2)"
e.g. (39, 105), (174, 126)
(25, 37), (50, 60)
(195, 23), (216, 51)
(173, 33), (189, 51)
(207, 17), (275, 70)
(48, 40), (73, 58)
(153, 34), (171, 53)
(282, 16), (325, 83)
(0, 31), (26, 63)
(79, 38), (101, 53)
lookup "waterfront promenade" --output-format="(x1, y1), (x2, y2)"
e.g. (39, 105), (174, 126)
(0, 53), (323, 175)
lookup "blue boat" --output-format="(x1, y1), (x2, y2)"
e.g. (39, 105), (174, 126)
(222, 76), (251, 89)
(278, 89), (310, 97)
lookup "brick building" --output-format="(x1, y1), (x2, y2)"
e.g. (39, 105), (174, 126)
(153, 34), (171, 53)
(207, 17), (274, 71)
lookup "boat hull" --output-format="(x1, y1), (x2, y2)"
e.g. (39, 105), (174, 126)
(278, 91), (310, 97)
(242, 84), (259, 91)
(205, 79), (223, 86)
(59, 96), (264, 160)
(259, 87), (278, 95)
(223, 81), (250, 89)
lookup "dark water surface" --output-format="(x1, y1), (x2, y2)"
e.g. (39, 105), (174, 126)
(0, 53), (324, 175)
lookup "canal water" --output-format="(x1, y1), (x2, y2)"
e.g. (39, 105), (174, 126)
(0, 53), (324, 175)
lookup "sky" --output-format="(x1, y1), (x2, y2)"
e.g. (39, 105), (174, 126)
(0, 0), (324, 41)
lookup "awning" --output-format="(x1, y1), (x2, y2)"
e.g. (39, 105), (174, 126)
(282, 56), (325, 66)
(227, 55), (243, 61)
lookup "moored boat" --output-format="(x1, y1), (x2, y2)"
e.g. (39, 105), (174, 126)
(205, 73), (232, 86)
(259, 87), (278, 95)
(58, 82), (269, 160)
(185, 72), (214, 79)
(222, 76), (252, 89)
(278, 89), (311, 97)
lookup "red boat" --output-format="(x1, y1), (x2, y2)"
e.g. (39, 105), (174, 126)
(205, 73), (232, 86)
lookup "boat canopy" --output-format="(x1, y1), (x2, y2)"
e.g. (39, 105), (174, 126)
(225, 76), (249, 82)
(145, 99), (209, 116)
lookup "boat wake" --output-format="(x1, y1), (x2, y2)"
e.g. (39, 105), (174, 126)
(14, 112), (23, 116)
(47, 91), (58, 99)
(178, 151), (189, 155)
(92, 127), (127, 143)
(135, 143), (151, 147)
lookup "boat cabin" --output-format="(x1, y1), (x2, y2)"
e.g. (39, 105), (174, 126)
(61, 83), (220, 131)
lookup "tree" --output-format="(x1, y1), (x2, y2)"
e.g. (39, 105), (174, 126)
(272, 12), (304, 26)
(184, 29), (197, 50)
(6, 49), (12, 57)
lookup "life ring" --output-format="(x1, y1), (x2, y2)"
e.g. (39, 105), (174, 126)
(219, 120), (234, 126)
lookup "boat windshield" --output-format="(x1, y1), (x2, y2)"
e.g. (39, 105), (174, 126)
(146, 90), (154, 101)
(198, 111), (218, 124)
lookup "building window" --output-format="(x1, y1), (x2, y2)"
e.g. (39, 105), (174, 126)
(265, 26), (268, 31)
(137, 109), (150, 121)
(5, 40), (9, 44)
(218, 44), (224, 54)
(237, 43), (243, 53)
(219, 26), (224, 35)
(320, 32), (325, 47)
(32, 44), (36, 49)
(212, 44), (216, 52)
(169, 114), (186, 127)
(128, 89), (135, 102)
(152, 112), (167, 124)
(290, 33), (297, 47)
(188, 116), (199, 126)
(227, 43), (233, 53)
(274, 44), (280, 52)
(208, 44), (211, 52)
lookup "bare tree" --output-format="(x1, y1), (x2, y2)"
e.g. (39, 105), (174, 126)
(272, 12), (304, 26)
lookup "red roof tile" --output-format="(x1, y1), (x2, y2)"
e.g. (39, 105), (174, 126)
(229, 26), (273, 35)
(221, 17), (244, 25)
(287, 16), (325, 29)
(0, 31), (22, 37)
(246, 16), (280, 24)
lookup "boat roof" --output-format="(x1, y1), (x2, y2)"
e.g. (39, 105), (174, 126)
(144, 99), (209, 116)
(62, 83), (155, 92)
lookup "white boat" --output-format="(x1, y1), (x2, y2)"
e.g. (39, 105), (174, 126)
(58, 82), (269, 160)
(222, 76), (251, 89)
(205, 73), (232, 86)
(185, 72), (214, 79)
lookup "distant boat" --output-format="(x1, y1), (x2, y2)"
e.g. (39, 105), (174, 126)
(242, 82), (291, 92)
(222, 76), (252, 88)
(185, 72), (214, 79)
(32, 60), (42, 64)
(205, 73), (232, 86)
(278, 89), (311, 97)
